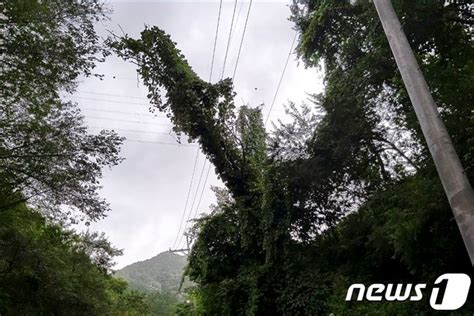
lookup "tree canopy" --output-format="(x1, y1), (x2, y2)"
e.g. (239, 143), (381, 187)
(1, 0), (124, 223)
(2, 0), (473, 314)
(0, 1), (151, 314)
(0, 203), (150, 315)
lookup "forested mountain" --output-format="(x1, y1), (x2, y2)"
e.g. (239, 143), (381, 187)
(116, 252), (187, 293)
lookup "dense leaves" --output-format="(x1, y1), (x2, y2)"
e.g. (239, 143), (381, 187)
(0, 203), (149, 315)
(0, 1), (147, 314)
(280, 0), (474, 313)
(1, 0), (124, 222)
(111, 0), (474, 314)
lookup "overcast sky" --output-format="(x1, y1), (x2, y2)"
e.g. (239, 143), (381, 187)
(71, 0), (324, 269)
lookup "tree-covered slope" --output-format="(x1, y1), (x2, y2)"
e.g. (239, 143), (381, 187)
(0, 204), (149, 315)
(116, 252), (187, 293)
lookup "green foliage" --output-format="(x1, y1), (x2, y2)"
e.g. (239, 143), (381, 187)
(110, 28), (261, 197)
(298, 173), (474, 314)
(0, 1), (144, 314)
(1, 0), (124, 222)
(113, 1), (474, 313)
(0, 204), (148, 315)
(144, 290), (180, 316)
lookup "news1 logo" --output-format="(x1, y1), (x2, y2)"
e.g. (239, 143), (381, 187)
(346, 273), (471, 310)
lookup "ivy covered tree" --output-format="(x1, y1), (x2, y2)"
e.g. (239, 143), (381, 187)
(111, 24), (353, 313)
(111, 26), (284, 314)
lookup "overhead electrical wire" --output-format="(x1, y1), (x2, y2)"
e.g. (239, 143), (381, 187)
(172, 150), (200, 249)
(70, 87), (185, 147)
(191, 165), (212, 221)
(186, 0), (253, 240)
(75, 99), (181, 145)
(70, 96), (151, 107)
(176, 158), (208, 249)
(264, 32), (298, 126)
(88, 125), (191, 147)
(232, 0), (253, 80)
(81, 107), (164, 118)
(172, 0), (224, 250)
(220, 0), (238, 79)
(88, 126), (172, 136)
(76, 90), (148, 101)
(208, 0), (223, 82)
(177, 0), (254, 249)
(176, 0), (252, 250)
(86, 115), (170, 127)
(124, 139), (197, 147)
(229, 0), (244, 43)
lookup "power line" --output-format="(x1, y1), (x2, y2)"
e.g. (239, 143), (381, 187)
(232, 0), (253, 80)
(172, 150), (200, 249)
(176, 159), (208, 249)
(180, 0), (253, 241)
(88, 126), (173, 136)
(69, 96), (151, 107)
(220, 0), (238, 79)
(185, 0), (253, 233)
(173, 0), (240, 249)
(264, 32), (297, 126)
(171, 0), (224, 251)
(229, 0), (244, 43)
(185, 0), (240, 234)
(81, 107), (165, 119)
(76, 90), (148, 101)
(173, 0), (249, 250)
(124, 139), (197, 147)
(101, 74), (142, 82)
(86, 115), (170, 127)
(191, 164), (212, 222)
(209, 0), (223, 82)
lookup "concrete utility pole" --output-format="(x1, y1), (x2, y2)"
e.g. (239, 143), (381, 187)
(373, 0), (474, 265)
(169, 232), (192, 255)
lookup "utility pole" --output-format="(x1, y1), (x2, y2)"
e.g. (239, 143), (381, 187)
(169, 232), (192, 255)
(169, 248), (190, 255)
(373, 0), (474, 265)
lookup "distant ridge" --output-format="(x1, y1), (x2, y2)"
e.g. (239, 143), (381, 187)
(115, 251), (187, 293)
